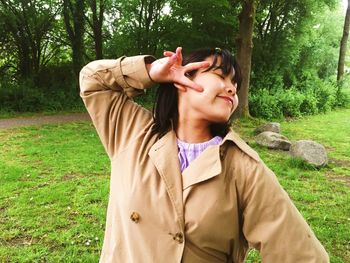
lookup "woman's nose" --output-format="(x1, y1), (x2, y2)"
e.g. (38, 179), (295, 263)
(226, 82), (237, 95)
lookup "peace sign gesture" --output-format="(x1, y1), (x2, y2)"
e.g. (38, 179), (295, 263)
(147, 47), (210, 92)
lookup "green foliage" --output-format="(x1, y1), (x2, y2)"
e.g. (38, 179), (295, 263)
(0, 77), (83, 112)
(249, 88), (283, 120)
(315, 82), (337, 113)
(296, 75), (337, 113)
(277, 88), (305, 117)
(251, 2), (343, 120)
(0, 0), (348, 117)
(298, 86), (319, 115)
(249, 77), (347, 120)
(0, 0), (63, 78)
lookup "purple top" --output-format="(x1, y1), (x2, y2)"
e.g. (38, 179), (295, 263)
(177, 136), (223, 173)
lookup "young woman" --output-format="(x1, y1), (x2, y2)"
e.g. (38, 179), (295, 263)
(79, 47), (329, 262)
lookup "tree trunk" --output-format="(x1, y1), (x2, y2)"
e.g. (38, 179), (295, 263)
(337, 0), (350, 82)
(90, 0), (104, 59)
(63, 0), (85, 81)
(233, 0), (257, 119)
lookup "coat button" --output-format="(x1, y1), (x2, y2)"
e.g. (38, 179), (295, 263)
(173, 232), (184, 244)
(130, 212), (140, 223)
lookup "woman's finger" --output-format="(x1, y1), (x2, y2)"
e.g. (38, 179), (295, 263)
(163, 51), (175, 57)
(176, 76), (203, 92)
(175, 47), (183, 65)
(184, 61), (210, 72)
(174, 83), (187, 92)
(163, 53), (177, 70)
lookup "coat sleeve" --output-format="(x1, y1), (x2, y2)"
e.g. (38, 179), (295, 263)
(79, 55), (156, 159)
(235, 158), (329, 262)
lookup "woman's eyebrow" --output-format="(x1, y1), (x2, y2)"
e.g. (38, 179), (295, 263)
(212, 66), (223, 72)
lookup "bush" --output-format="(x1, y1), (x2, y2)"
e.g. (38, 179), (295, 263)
(250, 87), (304, 119)
(249, 88), (282, 119)
(249, 77), (344, 120)
(300, 89), (319, 115)
(276, 87), (305, 117)
(314, 81), (336, 113)
(0, 78), (83, 112)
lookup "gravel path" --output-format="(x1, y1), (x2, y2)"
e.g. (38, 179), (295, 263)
(0, 113), (91, 129)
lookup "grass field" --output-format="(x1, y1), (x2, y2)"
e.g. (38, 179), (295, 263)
(0, 107), (349, 262)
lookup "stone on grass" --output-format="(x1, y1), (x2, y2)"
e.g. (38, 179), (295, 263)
(289, 140), (328, 167)
(255, 131), (291, 150)
(254, 122), (281, 135)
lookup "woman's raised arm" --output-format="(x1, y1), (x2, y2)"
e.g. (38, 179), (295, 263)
(79, 55), (156, 159)
(79, 48), (209, 159)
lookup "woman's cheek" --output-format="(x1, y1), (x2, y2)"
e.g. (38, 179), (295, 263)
(232, 96), (239, 112)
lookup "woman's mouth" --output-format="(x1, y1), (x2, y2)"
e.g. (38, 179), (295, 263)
(217, 96), (234, 105)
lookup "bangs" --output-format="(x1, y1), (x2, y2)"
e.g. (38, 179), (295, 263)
(183, 48), (242, 91)
(204, 49), (235, 76)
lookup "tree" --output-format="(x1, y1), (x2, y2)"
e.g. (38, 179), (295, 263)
(63, 0), (86, 80)
(170, 0), (237, 52)
(252, 0), (337, 89)
(233, 0), (257, 118)
(85, 0), (106, 59)
(337, 0), (350, 82)
(0, 0), (61, 80)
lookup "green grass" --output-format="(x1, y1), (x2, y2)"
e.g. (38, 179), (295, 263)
(1, 108), (349, 262)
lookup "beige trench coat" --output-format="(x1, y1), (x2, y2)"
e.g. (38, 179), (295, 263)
(79, 56), (329, 263)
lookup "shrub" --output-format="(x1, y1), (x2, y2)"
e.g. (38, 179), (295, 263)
(0, 78), (83, 113)
(276, 87), (305, 117)
(314, 80), (336, 113)
(249, 88), (282, 120)
(300, 89), (319, 115)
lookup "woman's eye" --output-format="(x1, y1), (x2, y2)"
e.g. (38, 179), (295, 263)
(215, 73), (225, 79)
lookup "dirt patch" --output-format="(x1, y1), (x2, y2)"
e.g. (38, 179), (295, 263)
(329, 158), (350, 167)
(0, 113), (91, 129)
(326, 172), (350, 187)
(1, 234), (34, 246)
(61, 172), (85, 181)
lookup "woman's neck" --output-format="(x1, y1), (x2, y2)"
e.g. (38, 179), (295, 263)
(175, 118), (212, 143)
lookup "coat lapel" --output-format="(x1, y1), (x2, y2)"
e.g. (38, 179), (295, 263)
(148, 131), (184, 228)
(182, 145), (222, 190)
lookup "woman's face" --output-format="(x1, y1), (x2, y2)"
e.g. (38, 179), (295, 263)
(177, 55), (239, 124)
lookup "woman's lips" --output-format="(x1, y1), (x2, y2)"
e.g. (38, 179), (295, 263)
(217, 96), (234, 105)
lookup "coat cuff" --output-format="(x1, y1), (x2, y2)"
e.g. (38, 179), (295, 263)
(115, 55), (156, 91)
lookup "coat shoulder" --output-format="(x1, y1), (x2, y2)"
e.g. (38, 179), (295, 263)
(223, 130), (261, 163)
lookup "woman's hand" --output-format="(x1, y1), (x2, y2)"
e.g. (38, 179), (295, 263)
(147, 47), (210, 92)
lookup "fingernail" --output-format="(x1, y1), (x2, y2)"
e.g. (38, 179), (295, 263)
(171, 54), (177, 60)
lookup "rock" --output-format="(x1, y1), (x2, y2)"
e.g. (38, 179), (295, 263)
(289, 140), (328, 167)
(254, 122), (281, 135)
(255, 131), (291, 150)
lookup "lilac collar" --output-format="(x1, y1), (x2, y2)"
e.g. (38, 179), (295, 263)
(177, 136), (223, 173)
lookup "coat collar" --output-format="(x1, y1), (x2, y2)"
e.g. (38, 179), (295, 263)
(181, 130), (260, 189)
(182, 144), (221, 189)
(222, 129), (260, 162)
(147, 128), (260, 227)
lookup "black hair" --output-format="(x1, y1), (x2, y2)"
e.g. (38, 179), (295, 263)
(151, 48), (242, 139)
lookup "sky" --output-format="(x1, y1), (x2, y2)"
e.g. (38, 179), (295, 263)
(342, 0), (348, 12)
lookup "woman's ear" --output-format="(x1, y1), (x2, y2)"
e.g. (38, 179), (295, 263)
(174, 83), (187, 92)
